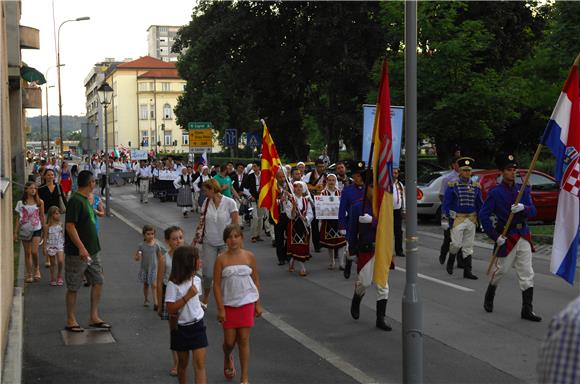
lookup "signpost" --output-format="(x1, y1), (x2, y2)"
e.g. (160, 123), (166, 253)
(130, 149), (148, 160)
(247, 132), (261, 149)
(224, 128), (237, 146)
(188, 121), (213, 153)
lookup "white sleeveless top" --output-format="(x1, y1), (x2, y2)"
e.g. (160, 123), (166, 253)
(221, 265), (259, 307)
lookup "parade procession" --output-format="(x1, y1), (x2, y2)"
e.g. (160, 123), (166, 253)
(4, 1), (580, 384)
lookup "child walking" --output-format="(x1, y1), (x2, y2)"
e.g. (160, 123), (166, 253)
(14, 182), (45, 283)
(134, 225), (162, 309)
(43, 206), (64, 286)
(157, 225), (184, 377)
(166, 245), (208, 384)
(213, 224), (261, 383)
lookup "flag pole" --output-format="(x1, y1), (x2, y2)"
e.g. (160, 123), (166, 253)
(486, 144), (543, 275)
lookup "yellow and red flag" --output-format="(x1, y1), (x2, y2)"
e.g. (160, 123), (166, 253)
(372, 61), (395, 288)
(258, 120), (281, 223)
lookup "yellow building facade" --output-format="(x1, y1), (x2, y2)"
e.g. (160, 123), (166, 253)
(104, 56), (188, 155)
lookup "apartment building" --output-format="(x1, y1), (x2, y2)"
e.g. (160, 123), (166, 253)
(1, 0), (40, 372)
(103, 56), (188, 154)
(147, 25), (182, 62)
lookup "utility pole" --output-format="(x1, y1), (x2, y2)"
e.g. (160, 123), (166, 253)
(403, 2), (423, 383)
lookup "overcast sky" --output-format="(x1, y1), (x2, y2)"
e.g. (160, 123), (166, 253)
(20, 0), (196, 117)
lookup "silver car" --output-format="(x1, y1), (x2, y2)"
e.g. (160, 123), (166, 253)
(417, 170), (450, 220)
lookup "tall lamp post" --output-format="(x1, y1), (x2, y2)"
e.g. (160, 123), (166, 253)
(57, 16), (89, 160)
(44, 64), (63, 158)
(97, 82), (113, 216)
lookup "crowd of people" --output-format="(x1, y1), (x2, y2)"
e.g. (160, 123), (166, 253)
(19, 149), (576, 384)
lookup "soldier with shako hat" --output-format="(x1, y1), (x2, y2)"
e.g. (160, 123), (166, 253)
(338, 161), (392, 331)
(479, 153), (542, 322)
(441, 156), (482, 279)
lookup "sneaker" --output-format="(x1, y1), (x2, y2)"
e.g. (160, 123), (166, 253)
(50, 280), (57, 286)
(57, 278), (64, 286)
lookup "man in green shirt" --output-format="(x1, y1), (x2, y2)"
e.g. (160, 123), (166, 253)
(213, 163), (238, 199)
(64, 170), (110, 332)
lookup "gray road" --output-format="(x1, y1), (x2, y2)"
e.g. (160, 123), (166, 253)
(22, 184), (579, 384)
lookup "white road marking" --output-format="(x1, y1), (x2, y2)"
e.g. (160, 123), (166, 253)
(112, 207), (382, 384)
(261, 311), (382, 384)
(394, 267), (475, 292)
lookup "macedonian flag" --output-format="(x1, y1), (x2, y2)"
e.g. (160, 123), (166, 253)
(258, 120), (281, 223)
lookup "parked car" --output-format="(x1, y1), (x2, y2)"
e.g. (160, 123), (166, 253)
(417, 168), (558, 223)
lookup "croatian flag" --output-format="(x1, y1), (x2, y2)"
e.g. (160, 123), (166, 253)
(541, 60), (580, 285)
(194, 152), (207, 172)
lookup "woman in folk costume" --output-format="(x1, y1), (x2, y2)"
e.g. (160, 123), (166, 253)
(319, 174), (347, 270)
(284, 181), (314, 277)
(174, 167), (193, 217)
(193, 166), (212, 208)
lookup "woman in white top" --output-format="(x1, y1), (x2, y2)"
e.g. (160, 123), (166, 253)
(192, 179), (239, 306)
(14, 182), (45, 283)
(165, 245), (208, 384)
(284, 181), (314, 276)
(213, 224), (261, 383)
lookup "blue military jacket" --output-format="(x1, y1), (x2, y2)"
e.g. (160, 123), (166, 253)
(442, 178), (483, 220)
(346, 199), (377, 254)
(479, 182), (537, 241)
(338, 183), (365, 231)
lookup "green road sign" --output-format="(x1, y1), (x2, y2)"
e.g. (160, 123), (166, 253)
(188, 121), (213, 129)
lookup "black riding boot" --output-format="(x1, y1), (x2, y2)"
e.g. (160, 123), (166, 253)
(350, 292), (364, 320)
(521, 287), (542, 322)
(484, 284), (497, 312)
(376, 299), (392, 331)
(344, 259), (352, 279)
(446, 253), (456, 275)
(463, 256), (478, 280)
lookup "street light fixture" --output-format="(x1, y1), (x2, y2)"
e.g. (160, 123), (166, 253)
(56, 16), (90, 161)
(97, 81), (113, 216)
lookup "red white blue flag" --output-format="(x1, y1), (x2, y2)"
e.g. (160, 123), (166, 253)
(541, 58), (580, 285)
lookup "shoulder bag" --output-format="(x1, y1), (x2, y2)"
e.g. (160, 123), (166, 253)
(57, 185), (67, 213)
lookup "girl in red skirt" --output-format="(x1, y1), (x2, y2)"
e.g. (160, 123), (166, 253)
(284, 181), (314, 276)
(319, 174), (347, 269)
(213, 224), (262, 383)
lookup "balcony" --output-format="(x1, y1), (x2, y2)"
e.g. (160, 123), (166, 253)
(20, 26), (40, 49)
(22, 86), (41, 109)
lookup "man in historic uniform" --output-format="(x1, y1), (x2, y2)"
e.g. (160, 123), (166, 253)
(479, 153), (542, 322)
(340, 169), (391, 331)
(439, 156), (465, 268)
(441, 157), (482, 279)
(338, 161), (366, 279)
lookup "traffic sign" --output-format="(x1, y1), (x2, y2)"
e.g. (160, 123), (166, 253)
(189, 129), (213, 152)
(224, 129), (237, 146)
(247, 132), (261, 149)
(187, 121), (212, 129)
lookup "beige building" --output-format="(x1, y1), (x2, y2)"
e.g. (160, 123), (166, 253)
(103, 56), (188, 155)
(1, 0), (40, 375)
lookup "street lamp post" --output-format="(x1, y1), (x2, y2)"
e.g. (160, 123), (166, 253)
(98, 82), (113, 216)
(45, 85), (54, 157)
(57, 16), (89, 160)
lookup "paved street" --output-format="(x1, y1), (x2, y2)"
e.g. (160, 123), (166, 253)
(22, 184), (579, 384)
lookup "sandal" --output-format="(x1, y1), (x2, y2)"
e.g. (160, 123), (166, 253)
(64, 325), (84, 333)
(288, 265), (295, 273)
(25, 275), (34, 283)
(34, 270), (41, 281)
(224, 353), (236, 380)
(57, 277), (64, 286)
(169, 367), (178, 377)
(299, 270), (308, 277)
(50, 280), (57, 286)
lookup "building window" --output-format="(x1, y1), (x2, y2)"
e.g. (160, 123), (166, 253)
(163, 103), (172, 119)
(159, 26), (168, 33)
(162, 57), (169, 62)
(182, 133), (189, 146)
(150, 108), (155, 119)
(138, 83), (147, 92)
(139, 104), (148, 120)
(162, 82), (171, 92)
(141, 130), (149, 147)
(149, 82), (154, 91)
(182, 84), (187, 91)
(164, 130), (172, 146)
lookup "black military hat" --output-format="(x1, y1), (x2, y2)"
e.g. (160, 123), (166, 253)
(495, 153), (518, 170)
(350, 160), (366, 175)
(457, 157), (475, 170)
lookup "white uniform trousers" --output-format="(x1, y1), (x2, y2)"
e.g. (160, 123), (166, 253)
(450, 219), (476, 256)
(354, 273), (389, 300)
(490, 238), (534, 291)
(138, 178), (150, 203)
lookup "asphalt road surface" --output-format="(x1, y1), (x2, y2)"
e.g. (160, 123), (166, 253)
(22, 184), (579, 384)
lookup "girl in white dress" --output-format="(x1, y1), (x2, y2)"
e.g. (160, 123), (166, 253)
(43, 206), (65, 286)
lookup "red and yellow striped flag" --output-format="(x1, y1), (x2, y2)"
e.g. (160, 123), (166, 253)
(258, 120), (281, 223)
(372, 61), (394, 288)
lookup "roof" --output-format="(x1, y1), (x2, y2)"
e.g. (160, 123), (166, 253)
(138, 69), (181, 79)
(116, 56), (175, 70)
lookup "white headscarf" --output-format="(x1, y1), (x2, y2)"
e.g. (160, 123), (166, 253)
(293, 180), (311, 201)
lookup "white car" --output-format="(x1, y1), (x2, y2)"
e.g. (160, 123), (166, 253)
(417, 170), (450, 220)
